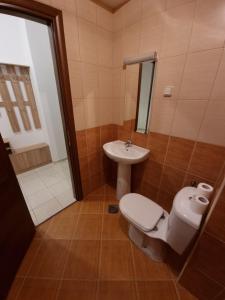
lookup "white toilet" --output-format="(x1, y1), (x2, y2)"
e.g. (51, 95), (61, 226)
(119, 186), (205, 262)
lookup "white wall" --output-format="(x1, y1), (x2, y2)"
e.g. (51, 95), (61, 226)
(25, 19), (67, 161)
(0, 14), (67, 161)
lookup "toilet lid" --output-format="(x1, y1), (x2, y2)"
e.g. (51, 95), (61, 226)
(119, 193), (164, 232)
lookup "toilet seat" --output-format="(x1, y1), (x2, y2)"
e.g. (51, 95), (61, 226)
(119, 193), (164, 232)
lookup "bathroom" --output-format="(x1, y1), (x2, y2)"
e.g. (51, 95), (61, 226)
(0, 0), (225, 299)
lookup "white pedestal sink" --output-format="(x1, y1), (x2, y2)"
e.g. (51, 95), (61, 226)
(103, 140), (150, 199)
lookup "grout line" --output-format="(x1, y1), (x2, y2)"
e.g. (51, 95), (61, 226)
(95, 189), (105, 299)
(54, 209), (80, 299)
(129, 241), (139, 300)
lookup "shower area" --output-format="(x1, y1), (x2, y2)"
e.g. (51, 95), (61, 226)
(0, 14), (76, 225)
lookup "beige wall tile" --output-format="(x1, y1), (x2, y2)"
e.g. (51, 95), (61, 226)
(123, 0), (142, 28)
(211, 49), (225, 101)
(84, 99), (102, 128)
(78, 18), (98, 64)
(98, 67), (113, 98)
(81, 63), (99, 100)
(153, 55), (186, 100)
(149, 98), (177, 135)
(171, 100), (207, 140)
(68, 61), (83, 99)
(73, 99), (86, 131)
(97, 28), (113, 67)
(179, 49), (223, 100)
(142, 0), (166, 20)
(113, 9), (124, 32)
(63, 12), (80, 61)
(123, 22), (141, 58)
(166, 0), (195, 9)
(99, 100), (113, 125)
(112, 68), (125, 98)
(161, 2), (195, 57)
(51, 0), (77, 13)
(140, 13), (164, 56)
(113, 32), (123, 67)
(97, 7), (113, 32)
(190, 0), (225, 52)
(198, 101), (225, 146)
(76, 0), (97, 24)
(112, 98), (125, 125)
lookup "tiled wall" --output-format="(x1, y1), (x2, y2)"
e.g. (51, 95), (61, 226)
(111, 0), (225, 209)
(179, 174), (225, 300)
(112, 0), (225, 147)
(76, 124), (117, 196)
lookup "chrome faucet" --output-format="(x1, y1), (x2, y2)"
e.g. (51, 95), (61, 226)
(125, 139), (132, 148)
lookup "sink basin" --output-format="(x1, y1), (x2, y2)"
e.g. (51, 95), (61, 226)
(103, 140), (150, 199)
(103, 140), (150, 165)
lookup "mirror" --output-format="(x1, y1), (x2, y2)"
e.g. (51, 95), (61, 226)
(123, 60), (155, 134)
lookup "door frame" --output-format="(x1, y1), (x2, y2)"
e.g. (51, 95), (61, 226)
(0, 0), (83, 200)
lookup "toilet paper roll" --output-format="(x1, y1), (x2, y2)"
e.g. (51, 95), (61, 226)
(191, 195), (209, 215)
(196, 183), (213, 198)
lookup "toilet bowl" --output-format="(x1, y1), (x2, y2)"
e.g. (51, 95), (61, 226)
(119, 187), (205, 262)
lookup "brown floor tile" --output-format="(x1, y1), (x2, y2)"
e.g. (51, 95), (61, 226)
(59, 202), (81, 216)
(73, 214), (102, 240)
(97, 281), (137, 300)
(177, 284), (198, 300)
(132, 245), (172, 280)
(136, 281), (178, 300)
(28, 239), (70, 279)
(100, 240), (134, 280)
(88, 185), (106, 196)
(102, 214), (128, 240)
(80, 198), (104, 214)
(17, 239), (42, 276)
(35, 219), (53, 239)
(63, 240), (100, 279)
(6, 277), (24, 300)
(57, 280), (97, 300)
(46, 214), (78, 240)
(105, 184), (117, 197)
(16, 278), (59, 300)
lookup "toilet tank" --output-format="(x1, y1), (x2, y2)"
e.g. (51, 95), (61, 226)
(166, 187), (203, 255)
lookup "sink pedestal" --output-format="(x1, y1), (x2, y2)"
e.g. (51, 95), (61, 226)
(117, 164), (131, 200)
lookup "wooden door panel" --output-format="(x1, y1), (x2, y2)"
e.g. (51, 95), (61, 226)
(0, 134), (35, 299)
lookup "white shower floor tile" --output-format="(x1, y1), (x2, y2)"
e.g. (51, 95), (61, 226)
(17, 159), (76, 225)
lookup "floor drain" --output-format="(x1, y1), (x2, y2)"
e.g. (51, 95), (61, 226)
(108, 204), (119, 214)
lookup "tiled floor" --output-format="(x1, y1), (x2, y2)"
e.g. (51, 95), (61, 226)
(7, 185), (198, 300)
(17, 160), (75, 225)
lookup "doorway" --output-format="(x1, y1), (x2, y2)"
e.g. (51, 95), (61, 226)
(0, 13), (78, 225)
(0, 1), (82, 298)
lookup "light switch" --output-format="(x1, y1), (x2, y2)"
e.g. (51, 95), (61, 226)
(163, 86), (174, 97)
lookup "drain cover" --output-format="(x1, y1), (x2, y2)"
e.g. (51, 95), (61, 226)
(108, 204), (119, 214)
